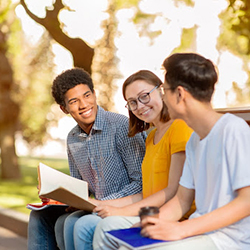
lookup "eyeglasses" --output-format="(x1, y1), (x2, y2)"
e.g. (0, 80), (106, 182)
(160, 86), (172, 95)
(125, 85), (159, 111)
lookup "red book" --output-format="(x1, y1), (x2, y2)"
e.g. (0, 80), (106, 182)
(26, 199), (67, 211)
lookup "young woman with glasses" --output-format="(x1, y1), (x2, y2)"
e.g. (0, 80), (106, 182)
(92, 70), (196, 249)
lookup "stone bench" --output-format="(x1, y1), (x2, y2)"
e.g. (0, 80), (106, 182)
(216, 106), (250, 125)
(0, 206), (29, 238)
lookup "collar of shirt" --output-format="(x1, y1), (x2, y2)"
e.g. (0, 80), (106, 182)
(72, 106), (105, 138)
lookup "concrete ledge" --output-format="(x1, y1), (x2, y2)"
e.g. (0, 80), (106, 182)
(0, 207), (29, 238)
(216, 107), (250, 125)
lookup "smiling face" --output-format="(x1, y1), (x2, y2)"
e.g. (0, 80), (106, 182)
(125, 80), (163, 124)
(60, 84), (98, 134)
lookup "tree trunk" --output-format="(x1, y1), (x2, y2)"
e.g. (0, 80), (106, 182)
(92, 0), (120, 111)
(20, 0), (94, 74)
(20, 0), (119, 111)
(0, 30), (20, 180)
(0, 125), (20, 179)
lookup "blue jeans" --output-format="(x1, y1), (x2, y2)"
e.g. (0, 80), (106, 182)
(119, 235), (218, 250)
(55, 211), (102, 250)
(93, 216), (140, 250)
(27, 206), (67, 250)
(93, 216), (218, 250)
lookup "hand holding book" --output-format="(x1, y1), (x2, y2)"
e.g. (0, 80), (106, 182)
(27, 163), (96, 212)
(106, 227), (168, 250)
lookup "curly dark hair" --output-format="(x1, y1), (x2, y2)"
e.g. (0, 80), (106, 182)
(122, 70), (170, 137)
(52, 67), (94, 107)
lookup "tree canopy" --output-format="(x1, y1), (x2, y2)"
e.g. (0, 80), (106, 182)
(218, 0), (250, 105)
(1, 0), (250, 179)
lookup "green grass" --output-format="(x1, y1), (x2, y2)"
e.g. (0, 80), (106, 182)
(0, 156), (69, 214)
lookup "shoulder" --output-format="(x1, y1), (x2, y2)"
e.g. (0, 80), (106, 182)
(146, 128), (156, 143)
(171, 119), (191, 130)
(103, 110), (129, 126)
(147, 128), (156, 138)
(169, 119), (193, 136)
(101, 110), (131, 139)
(67, 124), (80, 137)
(218, 113), (249, 135)
(66, 124), (81, 143)
(224, 113), (248, 126)
(97, 107), (129, 132)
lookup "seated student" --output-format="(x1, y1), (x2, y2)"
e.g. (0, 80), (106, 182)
(108, 53), (250, 250)
(27, 68), (146, 250)
(92, 70), (195, 250)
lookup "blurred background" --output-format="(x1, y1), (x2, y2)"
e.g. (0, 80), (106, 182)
(1, 0), (250, 183)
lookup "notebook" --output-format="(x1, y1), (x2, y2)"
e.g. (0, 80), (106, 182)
(106, 227), (169, 250)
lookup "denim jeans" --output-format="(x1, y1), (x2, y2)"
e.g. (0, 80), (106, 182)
(93, 216), (218, 250)
(55, 210), (102, 250)
(55, 213), (72, 250)
(119, 235), (218, 250)
(93, 216), (140, 250)
(27, 206), (68, 250)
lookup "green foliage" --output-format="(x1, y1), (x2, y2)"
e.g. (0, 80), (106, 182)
(124, 0), (194, 45)
(231, 81), (249, 104)
(15, 33), (56, 147)
(218, 0), (250, 105)
(0, 1), (11, 23)
(0, 156), (68, 214)
(133, 10), (161, 44)
(1, 1), (56, 149)
(218, 5), (249, 55)
(115, 0), (194, 9)
(180, 0), (194, 7)
(115, 0), (141, 10)
(172, 26), (197, 53)
(222, 0), (250, 54)
(7, 20), (23, 56)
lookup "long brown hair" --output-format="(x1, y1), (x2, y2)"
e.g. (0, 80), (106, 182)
(123, 70), (170, 137)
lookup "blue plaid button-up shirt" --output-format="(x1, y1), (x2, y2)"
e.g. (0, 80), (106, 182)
(67, 106), (146, 200)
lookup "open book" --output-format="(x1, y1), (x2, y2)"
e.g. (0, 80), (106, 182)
(106, 227), (169, 250)
(37, 162), (96, 212)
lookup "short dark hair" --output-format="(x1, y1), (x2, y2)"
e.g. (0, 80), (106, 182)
(52, 67), (94, 107)
(162, 53), (218, 102)
(122, 70), (170, 137)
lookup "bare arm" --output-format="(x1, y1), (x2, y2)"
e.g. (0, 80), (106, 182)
(89, 193), (143, 207)
(181, 186), (250, 237)
(141, 186), (250, 241)
(159, 185), (195, 221)
(94, 151), (186, 218)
